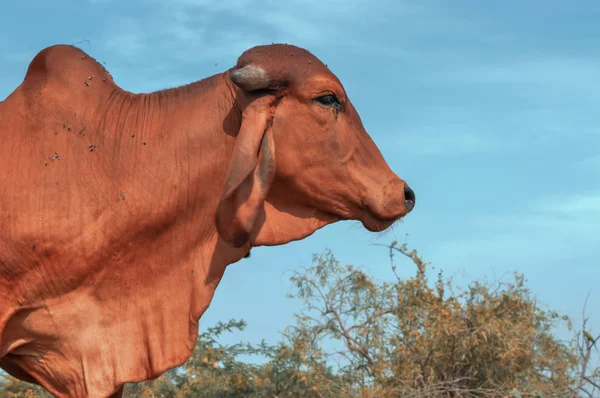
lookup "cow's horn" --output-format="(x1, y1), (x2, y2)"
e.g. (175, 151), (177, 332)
(230, 64), (270, 91)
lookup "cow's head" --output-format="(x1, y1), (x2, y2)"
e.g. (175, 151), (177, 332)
(217, 44), (415, 248)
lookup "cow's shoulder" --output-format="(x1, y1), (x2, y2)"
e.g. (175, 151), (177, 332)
(21, 45), (120, 97)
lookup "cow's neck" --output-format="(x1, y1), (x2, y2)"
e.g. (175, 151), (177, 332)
(95, 71), (249, 313)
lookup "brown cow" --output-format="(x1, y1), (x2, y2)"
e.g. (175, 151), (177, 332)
(0, 43), (415, 397)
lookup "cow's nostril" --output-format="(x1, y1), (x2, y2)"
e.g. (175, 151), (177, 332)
(404, 184), (416, 213)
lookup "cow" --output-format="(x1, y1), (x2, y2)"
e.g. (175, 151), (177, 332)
(0, 43), (416, 397)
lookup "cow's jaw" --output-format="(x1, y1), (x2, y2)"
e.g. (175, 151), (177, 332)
(250, 200), (339, 246)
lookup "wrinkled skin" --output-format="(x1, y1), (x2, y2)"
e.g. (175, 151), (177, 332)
(0, 43), (415, 397)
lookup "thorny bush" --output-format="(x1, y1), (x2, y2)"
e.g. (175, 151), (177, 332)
(2, 242), (598, 397)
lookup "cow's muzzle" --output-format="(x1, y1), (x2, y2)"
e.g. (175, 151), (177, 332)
(360, 181), (416, 232)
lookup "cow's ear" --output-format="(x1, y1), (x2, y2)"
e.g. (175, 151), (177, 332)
(216, 96), (276, 248)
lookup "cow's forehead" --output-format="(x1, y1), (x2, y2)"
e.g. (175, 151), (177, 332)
(235, 44), (339, 85)
(237, 44), (324, 66)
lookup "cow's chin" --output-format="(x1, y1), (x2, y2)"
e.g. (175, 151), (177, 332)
(360, 211), (402, 232)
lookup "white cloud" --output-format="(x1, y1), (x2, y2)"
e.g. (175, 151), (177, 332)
(426, 190), (600, 272)
(576, 155), (600, 170)
(535, 193), (600, 215)
(440, 57), (600, 98)
(372, 103), (518, 156)
(95, 0), (425, 65)
(382, 130), (499, 156)
(427, 208), (600, 291)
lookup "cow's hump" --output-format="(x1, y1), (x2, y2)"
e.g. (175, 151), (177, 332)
(21, 45), (120, 96)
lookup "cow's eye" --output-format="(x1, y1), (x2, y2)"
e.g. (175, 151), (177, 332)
(314, 94), (342, 109)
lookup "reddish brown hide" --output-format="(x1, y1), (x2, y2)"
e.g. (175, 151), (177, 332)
(0, 43), (415, 397)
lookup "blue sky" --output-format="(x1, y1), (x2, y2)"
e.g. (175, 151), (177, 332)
(1, 0), (599, 349)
